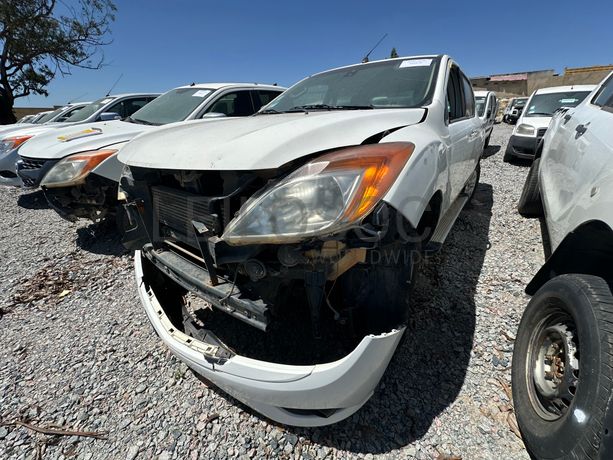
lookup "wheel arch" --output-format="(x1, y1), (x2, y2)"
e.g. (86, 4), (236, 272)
(526, 220), (613, 295)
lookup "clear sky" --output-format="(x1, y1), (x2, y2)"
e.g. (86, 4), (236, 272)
(20, 0), (613, 107)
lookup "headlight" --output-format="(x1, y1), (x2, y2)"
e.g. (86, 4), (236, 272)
(41, 149), (117, 188)
(516, 124), (536, 136)
(0, 135), (32, 154)
(222, 142), (415, 245)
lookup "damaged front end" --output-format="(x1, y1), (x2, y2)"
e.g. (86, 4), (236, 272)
(41, 149), (120, 222)
(124, 143), (420, 425)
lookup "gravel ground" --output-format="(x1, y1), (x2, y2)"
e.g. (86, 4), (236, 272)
(0, 123), (543, 460)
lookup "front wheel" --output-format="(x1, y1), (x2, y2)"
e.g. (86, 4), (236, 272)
(512, 274), (613, 459)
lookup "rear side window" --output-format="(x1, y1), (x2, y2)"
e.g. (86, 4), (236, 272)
(446, 66), (465, 122)
(592, 76), (613, 111)
(253, 90), (282, 110)
(107, 98), (153, 118)
(461, 73), (475, 117)
(204, 91), (255, 117)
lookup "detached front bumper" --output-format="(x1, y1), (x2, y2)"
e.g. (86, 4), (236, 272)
(505, 134), (538, 160)
(134, 250), (405, 427)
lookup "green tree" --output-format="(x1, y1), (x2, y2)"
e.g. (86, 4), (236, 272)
(390, 47), (399, 58)
(0, 0), (116, 120)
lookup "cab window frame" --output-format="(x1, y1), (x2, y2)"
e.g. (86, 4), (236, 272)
(591, 75), (613, 113)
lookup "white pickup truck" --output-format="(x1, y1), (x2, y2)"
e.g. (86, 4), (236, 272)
(513, 72), (613, 459)
(118, 54), (484, 426)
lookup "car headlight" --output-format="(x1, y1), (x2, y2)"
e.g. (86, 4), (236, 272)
(516, 124), (536, 136)
(41, 149), (117, 188)
(0, 135), (33, 154)
(222, 142), (415, 245)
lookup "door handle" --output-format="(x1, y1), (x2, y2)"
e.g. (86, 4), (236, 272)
(575, 124), (588, 136)
(469, 129), (479, 138)
(563, 113), (572, 123)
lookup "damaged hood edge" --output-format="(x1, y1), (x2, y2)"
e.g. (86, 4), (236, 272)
(119, 109), (426, 170)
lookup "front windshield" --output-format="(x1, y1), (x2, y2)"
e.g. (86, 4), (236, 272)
(263, 57), (440, 113)
(513, 98), (527, 108)
(36, 107), (64, 123)
(475, 96), (486, 116)
(65, 97), (116, 122)
(525, 91), (591, 117)
(128, 87), (212, 125)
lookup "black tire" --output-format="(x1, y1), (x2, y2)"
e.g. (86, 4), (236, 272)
(518, 158), (543, 218)
(512, 274), (613, 460)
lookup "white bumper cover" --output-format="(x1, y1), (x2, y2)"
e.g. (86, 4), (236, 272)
(134, 251), (405, 426)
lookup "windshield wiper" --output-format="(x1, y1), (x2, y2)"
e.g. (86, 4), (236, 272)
(131, 117), (158, 125)
(258, 108), (282, 114)
(287, 104), (374, 112)
(526, 112), (552, 117)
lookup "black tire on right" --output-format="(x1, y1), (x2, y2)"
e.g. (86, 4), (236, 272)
(517, 158), (543, 218)
(512, 274), (613, 460)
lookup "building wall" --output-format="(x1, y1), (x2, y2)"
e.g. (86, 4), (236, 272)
(472, 65), (613, 96)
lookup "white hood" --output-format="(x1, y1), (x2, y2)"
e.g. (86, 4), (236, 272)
(516, 115), (552, 130)
(119, 109), (426, 170)
(18, 120), (156, 160)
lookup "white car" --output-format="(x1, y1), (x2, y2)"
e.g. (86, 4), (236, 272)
(503, 85), (595, 163)
(512, 72), (613, 459)
(18, 83), (283, 221)
(118, 54), (483, 426)
(474, 90), (498, 148)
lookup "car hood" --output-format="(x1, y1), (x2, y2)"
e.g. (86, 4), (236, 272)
(517, 116), (551, 130)
(18, 120), (155, 160)
(119, 109), (426, 170)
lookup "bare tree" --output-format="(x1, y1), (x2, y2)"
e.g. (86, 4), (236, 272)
(0, 0), (116, 122)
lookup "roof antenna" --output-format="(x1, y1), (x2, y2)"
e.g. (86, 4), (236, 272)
(362, 33), (388, 63)
(67, 92), (88, 104)
(106, 73), (124, 96)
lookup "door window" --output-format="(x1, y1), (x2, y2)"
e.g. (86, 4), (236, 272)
(107, 98), (153, 118)
(253, 90), (282, 110)
(461, 74), (475, 117)
(446, 66), (465, 122)
(592, 75), (613, 111)
(203, 91), (255, 117)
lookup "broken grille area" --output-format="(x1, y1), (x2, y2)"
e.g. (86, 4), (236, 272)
(19, 156), (47, 170)
(151, 185), (223, 248)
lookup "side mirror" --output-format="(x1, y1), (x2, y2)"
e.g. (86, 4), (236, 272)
(98, 112), (121, 121)
(202, 112), (227, 119)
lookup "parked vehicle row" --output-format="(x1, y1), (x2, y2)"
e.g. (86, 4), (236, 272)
(20, 83), (283, 221)
(0, 94), (159, 186)
(513, 72), (613, 459)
